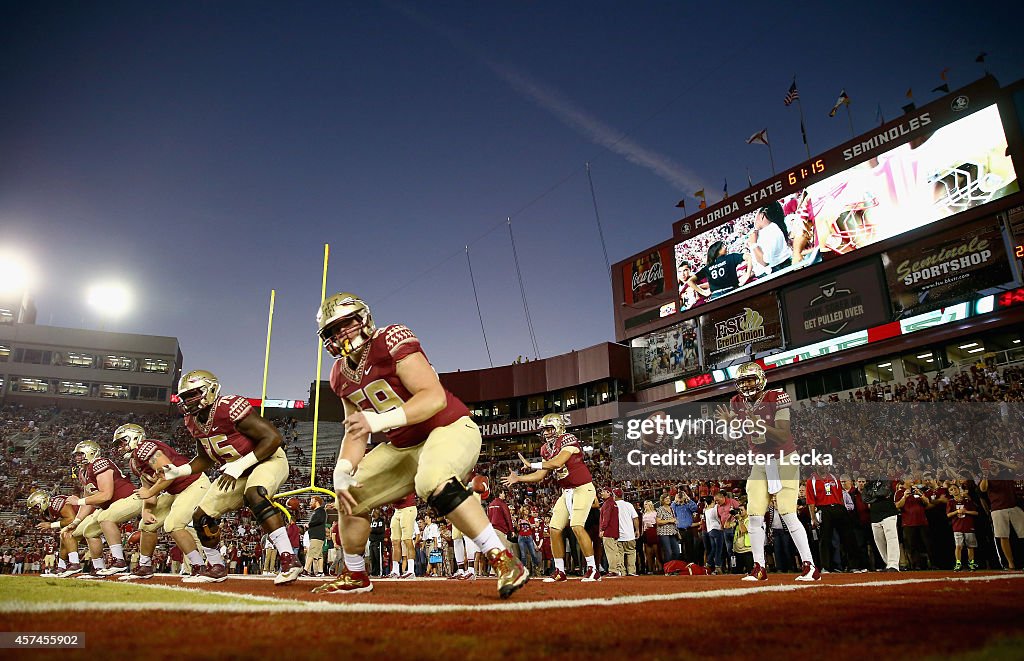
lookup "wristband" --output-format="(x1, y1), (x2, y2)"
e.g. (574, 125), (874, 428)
(530, 462), (543, 470)
(51, 521), (61, 529)
(363, 407), (408, 433)
(231, 452), (259, 473)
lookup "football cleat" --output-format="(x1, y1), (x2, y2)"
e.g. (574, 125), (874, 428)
(182, 563), (228, 583)
(312, 568), (373, 595)
(581, 566), (602, 582)
(386, 571), (400, 579)
(449, 569), (465, 580)
(486, 548), (529, 599)
(399, 570), (416, 579)
(795, 561), (821, 582)
(56, 563), (83, 578)
(742, 563), (768, 582)
(119, 564), (155, 580)
(275, 552), (303, 585)
(543, 569), (568, 583)
(968, 561), (978, 572)
(75, 572), (103, 580)
(96, 558), (129, 576)
(457, 569), (476, 581)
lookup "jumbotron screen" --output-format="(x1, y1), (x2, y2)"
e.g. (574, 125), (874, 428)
(674, 104), (1018, 313)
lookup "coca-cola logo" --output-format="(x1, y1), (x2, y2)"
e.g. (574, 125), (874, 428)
(632, 261), (664, 291)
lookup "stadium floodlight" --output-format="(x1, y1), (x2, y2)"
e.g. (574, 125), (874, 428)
(86, 281), (132, 322)
(0, 250), (33, 296)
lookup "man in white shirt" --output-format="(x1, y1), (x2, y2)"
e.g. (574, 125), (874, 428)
(703, 497), (724, 574)
(422, 515), (440, 576)
(614, 489), (640, 576)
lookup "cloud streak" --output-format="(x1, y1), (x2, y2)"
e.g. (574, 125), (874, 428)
(387, 1), (705, 192)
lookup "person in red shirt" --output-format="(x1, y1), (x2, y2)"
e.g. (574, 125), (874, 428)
(980, 473), (1024, 570)
(946, 483), (980, 571)
(806, 472), (864, 572)
(895, 478), (933, 570)
(599, 488), (622, 576)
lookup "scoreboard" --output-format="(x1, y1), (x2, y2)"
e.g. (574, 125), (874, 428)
(614, 75), (1024, 391)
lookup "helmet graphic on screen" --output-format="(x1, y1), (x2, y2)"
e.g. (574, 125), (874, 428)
(929, 160), (1007, 214)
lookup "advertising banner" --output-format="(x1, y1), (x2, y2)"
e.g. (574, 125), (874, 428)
(699, 293), (782, 365)
(882, 218), (1014, 317)
(781, 259), (891, 346)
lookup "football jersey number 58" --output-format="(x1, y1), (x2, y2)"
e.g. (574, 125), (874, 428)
(348, 379), (406, 414)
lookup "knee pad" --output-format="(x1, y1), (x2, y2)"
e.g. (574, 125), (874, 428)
(244, 486), (278, 524)
(194, 512), (221, 548)
(425, 477), (472, 517)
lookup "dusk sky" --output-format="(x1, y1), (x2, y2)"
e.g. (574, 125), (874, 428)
(2, 2), (1023, 400)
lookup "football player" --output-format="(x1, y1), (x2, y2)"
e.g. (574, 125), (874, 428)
(161, 370), (301, 585)
(503, 413), (600, 582)
(311, 293), (528, 598)
(29, 489), (80, 577)
(61, 440), (144, 577)
(387, 492), (418, 579)
(114, 424), (210, 581)
(715, 362), (819, 582)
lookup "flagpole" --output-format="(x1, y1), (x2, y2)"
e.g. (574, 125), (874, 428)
(796, 96), (811, 158)
(845, 102), (855, 138)
(767, 141), (776, 175)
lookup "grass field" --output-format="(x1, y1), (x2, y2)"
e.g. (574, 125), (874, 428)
(1, 572), (1023, 659)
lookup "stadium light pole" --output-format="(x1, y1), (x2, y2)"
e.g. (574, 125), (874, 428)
(86, 281), (132, 331)
(0, 249), (35, 323)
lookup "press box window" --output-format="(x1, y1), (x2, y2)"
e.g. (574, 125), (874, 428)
(0, 345), (9, 362)
(59, 382), (89, 396)
(526, 395), (545, 415)
(20, 349), (52, 365)
(11, 377), (50, 393)
(62, 352), (96, 368)
(103, 355), (134, 371)
(99, 384), (129, 399)
(141, 358), (170, 374)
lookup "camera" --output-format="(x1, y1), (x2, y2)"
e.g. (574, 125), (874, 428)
(729, 507), (740, 516)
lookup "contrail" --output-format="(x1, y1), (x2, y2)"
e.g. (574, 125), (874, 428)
(386, 1), (705, 192)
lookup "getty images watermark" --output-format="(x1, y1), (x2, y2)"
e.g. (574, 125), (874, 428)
(621, 411), (834, 468)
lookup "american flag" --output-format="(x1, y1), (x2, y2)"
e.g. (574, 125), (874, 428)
(783, 80), (799, 106)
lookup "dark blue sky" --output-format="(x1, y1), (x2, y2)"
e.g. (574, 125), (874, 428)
(2, 1), (1022, 399)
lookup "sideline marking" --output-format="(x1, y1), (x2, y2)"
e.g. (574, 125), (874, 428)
(0, 574), (1020, 614)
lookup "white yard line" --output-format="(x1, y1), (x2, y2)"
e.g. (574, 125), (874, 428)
(0, 574), (1020, 615)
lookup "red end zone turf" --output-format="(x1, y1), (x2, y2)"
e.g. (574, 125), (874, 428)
(2, 574), (1023, 659)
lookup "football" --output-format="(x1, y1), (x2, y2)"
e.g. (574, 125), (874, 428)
(286, 496), (301, 511)
(127, 530), (141, 545)
(641, 410), (669, 447)
(470, 474), (490, 500)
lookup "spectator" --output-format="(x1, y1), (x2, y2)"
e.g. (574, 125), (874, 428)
(614, 489), (639, 576)
(304, 496), (327, 577)
(733, 505), (753, 574)
(487, 490), (516, 555)
(980, 476), (1024, 570)
(702, 496), (723, 574)
(806, 471), (862, 573)
(516, 505), (542, 577)
(864, 479), (900, 572)
(671, 490), (698, 563)
(640, 500), (660, 574)
(946, 483), (980, 571)
(895, 478), (933, 570)
(368, 509), (386, 577)
(656, 495), (680, 565)
(715, 491), (741, 573)
(599, 488), (622, 576)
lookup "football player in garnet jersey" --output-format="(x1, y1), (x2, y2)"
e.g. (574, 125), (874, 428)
(715, 362), (819, 582)
(114, 424), (210, 581)
(61, 439), (144, 578)
(162, 370), (300, 585)
(311, 293), (528, 598)
(29, 490), (80, 577)
(502, 413), (601, 582)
